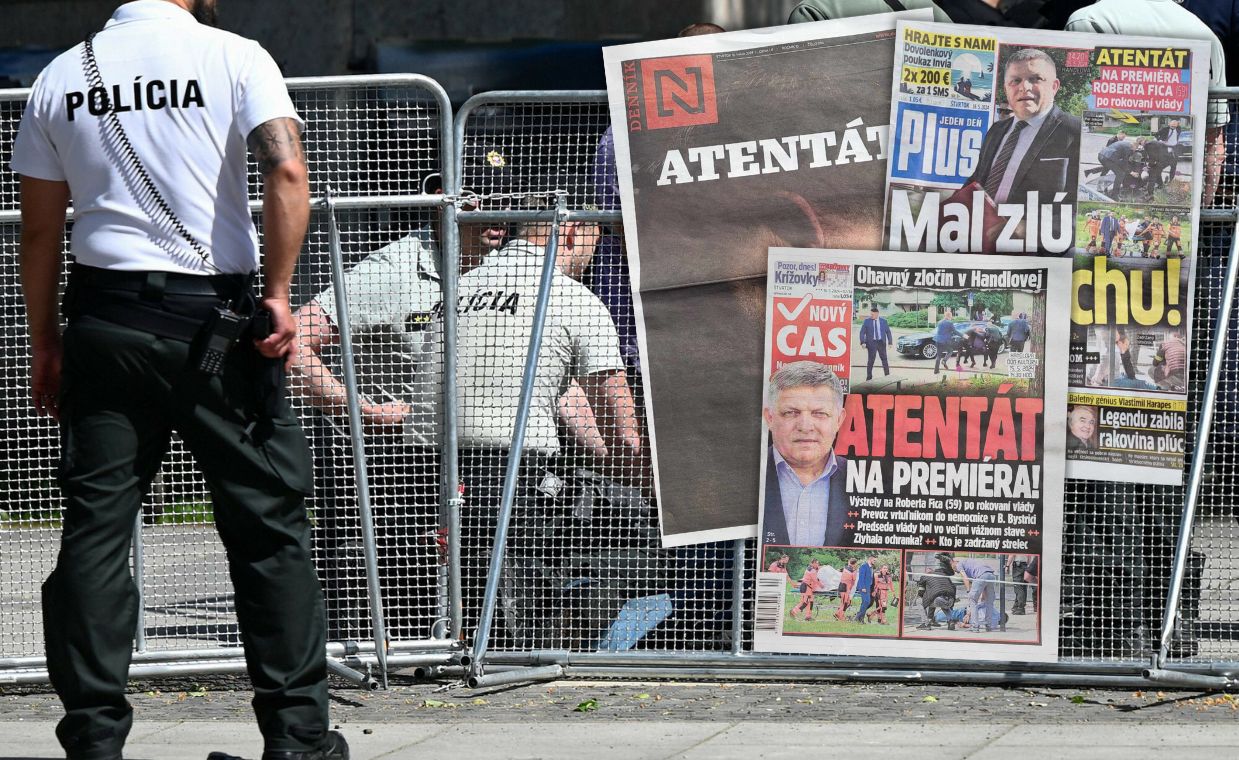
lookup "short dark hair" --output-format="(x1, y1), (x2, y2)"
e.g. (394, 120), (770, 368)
(1004, 48), (1056, 78)
(678, 23), (726, 37)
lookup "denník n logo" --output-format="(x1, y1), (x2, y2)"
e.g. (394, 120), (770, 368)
(634, 54), (718, 131)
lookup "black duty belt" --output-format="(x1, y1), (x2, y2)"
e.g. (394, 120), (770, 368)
(65, 263), (255, 343)
(69, 263), (249, 297)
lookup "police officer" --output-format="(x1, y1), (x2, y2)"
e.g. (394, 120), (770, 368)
(11, 2), (345, 758)
(419, 199), (642, 645)
(292, 216), (446, 642)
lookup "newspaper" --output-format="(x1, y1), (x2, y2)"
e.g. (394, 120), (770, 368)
(602, 11), (931, 546)
(882, 20), (1211, 485)
(753, 248), (1070, 662)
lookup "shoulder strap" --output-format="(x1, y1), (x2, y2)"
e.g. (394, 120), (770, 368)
(882, 0), (907, 11)
(81, 33), (217, 273)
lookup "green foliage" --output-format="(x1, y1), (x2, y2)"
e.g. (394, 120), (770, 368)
(887, 310), (931, 329)
(1095, 124), (1153, 137)
(930, 293), (967, 309)
(971, 291), (1013, 317)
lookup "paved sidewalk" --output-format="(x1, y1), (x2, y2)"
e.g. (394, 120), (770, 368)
(3, 678), (1238, 759)
(2, 720), (1238, 759)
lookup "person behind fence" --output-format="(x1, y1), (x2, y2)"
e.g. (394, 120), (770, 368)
(289, 198), (453, 639)
(760, 361), (849, 548)
(288, 156), (545, 639)
(10, 2), (347, 759)
(786, 0), (1053, 25)
(419, 194), (642, 647)
(952, 556), (1001, 633)
(589, 22), (724, 375)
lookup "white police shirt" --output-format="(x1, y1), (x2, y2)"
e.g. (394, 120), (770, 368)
(313, 230), (441, 410)
(10, 0), (302, 274)
(419, 239), (625, 456)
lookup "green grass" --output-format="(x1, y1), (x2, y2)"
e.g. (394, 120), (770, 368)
(151, 501), (214, 525)
(0, 501), (216, 529)
(779, 584), (900, 636)
(0, 510), (62, 530)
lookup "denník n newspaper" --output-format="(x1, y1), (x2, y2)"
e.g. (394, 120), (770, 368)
(754, 248), (1070, 662)
(602, 10), (932, 546)
(882, 20), (1210, 485)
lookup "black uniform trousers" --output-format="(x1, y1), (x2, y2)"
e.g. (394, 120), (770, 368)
(45, 269), (327, 759)
(458, 448), (567, 649)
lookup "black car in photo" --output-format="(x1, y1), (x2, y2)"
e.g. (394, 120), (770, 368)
(896, 318), (1011, 360)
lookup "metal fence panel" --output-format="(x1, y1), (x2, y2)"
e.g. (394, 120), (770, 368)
(0, 75), (453, 676)
(455, 91), (1239, 677)
(3, 80), (1239, 686)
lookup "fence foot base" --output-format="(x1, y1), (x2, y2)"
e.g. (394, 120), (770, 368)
(1143, 667), (1234, 691)
(327, 657), (380, 691)
(468, 663), (563, 690)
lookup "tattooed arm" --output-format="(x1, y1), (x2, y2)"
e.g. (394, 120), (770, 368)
(247, 117), (309, 362)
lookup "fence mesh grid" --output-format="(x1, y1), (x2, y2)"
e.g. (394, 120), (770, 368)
(1, 83), (1237, 675)
(1183, 100), (1239, 663)
(0, 78), (447, 661)
(454, 98), (712, 653)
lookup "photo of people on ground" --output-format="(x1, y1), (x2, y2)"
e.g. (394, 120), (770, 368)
(1078, 112), (1195, 207)
(902, 551), (1040, 643)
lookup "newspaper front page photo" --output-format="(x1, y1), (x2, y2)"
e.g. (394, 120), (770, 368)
(753, 249), (1070, 662)
(883, 21), (1211, 485)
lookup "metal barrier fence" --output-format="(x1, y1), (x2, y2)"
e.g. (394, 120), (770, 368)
(0, 75), (464, 686)
(1, 78), (1238, 689)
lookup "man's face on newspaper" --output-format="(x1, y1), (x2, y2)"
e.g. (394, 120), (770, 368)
(1068, 406), (1096, 441)
(764, 385), (844, 475)
(1004, 57), (1059, 121)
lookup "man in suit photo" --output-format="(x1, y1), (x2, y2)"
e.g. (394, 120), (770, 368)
(858, 305), (893, 381)
(761, 361), (849, 548)
(966, 48), (1081, 210)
